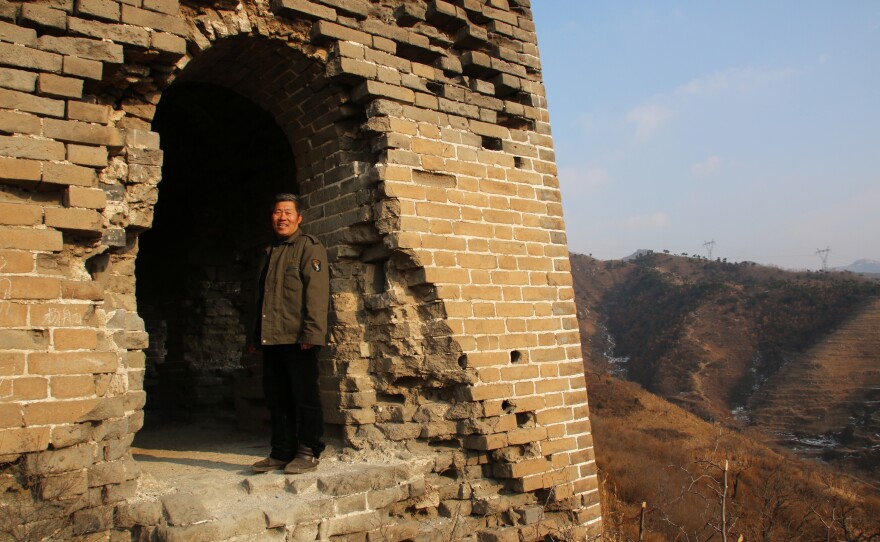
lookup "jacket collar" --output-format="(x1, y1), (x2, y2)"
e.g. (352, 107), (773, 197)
(265, 229), (303, 253)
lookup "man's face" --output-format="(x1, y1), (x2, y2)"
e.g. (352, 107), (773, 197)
(272, 201), (302, 238)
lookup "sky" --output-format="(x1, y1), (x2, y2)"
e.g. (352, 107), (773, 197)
(530, 2), (880, 270)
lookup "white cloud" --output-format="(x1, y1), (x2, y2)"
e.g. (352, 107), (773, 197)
(621, 213), (670, 230)
(558, 165), (608, 197)
(626, 104), (674, 142)
(675, 66), (799, 96)
(691, 155), (721, 177)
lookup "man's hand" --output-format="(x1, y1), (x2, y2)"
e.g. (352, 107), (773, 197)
(299, 343), (314, 350)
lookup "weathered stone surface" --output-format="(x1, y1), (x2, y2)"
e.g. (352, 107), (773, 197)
(0, 1), (601, 538)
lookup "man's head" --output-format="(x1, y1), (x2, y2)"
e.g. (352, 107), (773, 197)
(271, 193), (303, 238)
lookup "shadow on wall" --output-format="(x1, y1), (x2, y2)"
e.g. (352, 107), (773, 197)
(137, 82), (296, 427)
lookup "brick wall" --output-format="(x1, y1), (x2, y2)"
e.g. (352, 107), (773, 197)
(0, 0), (602, 539)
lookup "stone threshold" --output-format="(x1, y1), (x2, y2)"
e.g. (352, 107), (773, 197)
(123, 422), (449, 541)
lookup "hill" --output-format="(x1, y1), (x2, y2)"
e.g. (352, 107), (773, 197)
(570, 252), (880, 480)
(587, 373), (880, 541)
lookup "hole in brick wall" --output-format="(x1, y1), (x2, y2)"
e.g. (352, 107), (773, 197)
(498, 114), (533, 131)
(429, 439), (460, 449)
(513, 156), (524, 169)
(425, 81), (443, 95)
(369, 262), (387, 294)
(137, 82), (295, 428)
(515, 412), (534, 428)
(377, 393), (406, 404)
(392, 376), (423, 389)
(501, 399), (516, 413)
(480, 136), (502, 151)
(85, 253), (109, 280)
(510, 350), (522, 363)
(457, 354), (468, 368)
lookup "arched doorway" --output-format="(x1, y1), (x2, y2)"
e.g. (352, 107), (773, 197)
(136, 81), (296, 429)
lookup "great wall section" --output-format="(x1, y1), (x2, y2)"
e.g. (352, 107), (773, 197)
(0, 0), (603, 539)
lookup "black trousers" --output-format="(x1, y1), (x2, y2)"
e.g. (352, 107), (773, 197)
(262, 344), (325, 460)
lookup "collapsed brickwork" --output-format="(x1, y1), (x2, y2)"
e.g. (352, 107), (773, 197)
(0, 0), (602, 539)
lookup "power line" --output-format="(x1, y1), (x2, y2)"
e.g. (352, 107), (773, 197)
(816, 247), (831, 271)
(703, 239), (715, 260)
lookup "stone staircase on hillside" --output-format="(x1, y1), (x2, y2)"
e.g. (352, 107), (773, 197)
(748, 297), (880, 445)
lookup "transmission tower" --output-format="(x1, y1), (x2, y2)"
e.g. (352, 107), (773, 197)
(816, 247), (831, 271)
(703, 239), (715, 260)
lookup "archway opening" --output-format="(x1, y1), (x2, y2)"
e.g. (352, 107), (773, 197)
(135, 82), (296, 432)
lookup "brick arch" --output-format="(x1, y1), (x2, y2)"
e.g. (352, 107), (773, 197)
(0, 0), (602, 537)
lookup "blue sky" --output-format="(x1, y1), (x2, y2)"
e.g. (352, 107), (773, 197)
(531, 2), (880, 270)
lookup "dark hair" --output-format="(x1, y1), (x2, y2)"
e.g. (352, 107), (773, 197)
(273, 193), (302, 213)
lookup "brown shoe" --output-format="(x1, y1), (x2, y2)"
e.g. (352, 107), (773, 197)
(284, 455), (319, 474)
(251, 457), (288, 473)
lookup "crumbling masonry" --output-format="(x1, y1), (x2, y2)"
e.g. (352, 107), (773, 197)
(0, 0), (601, 539)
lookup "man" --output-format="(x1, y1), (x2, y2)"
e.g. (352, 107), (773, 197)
(251, 193), (329, 474)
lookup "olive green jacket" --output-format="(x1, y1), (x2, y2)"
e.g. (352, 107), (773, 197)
(257, 229), (329, 346)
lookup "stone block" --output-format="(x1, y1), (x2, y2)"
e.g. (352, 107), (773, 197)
(72, 505), (113, 535)
(21, 4), (68, 32)
(53, 328), (99, 350)
(67, 144), (108, 167)
(161, 493), (210, 526)
(67, 101), (110, 123)
(310, 20), (371, 46)
(116, 499), (162, 527)
(43, 162), (98, 187)
(151, 31), (185, 55)
(352, 80), (415, 104)
(273, 0), (337, 21)
(0, 87), (65, 117)
(24, 397), (104, 425)
(0, 202), (42, 225)
(24, 444), (95, 475)
(0, 109), (41, 135)
(124, 128), (160, 149)
(101, 227), (125, 246)
(394, 3), (424, 26)
(127, 147), (163, 165)
(0, 402), (23, 428)
(0, 426), (50, 454)
(28, 351), (117, 375)
(0, 156), (42, 182)
(120, 5), (187, 35)
(65, 185), (107, 209)
(0, 328), (48, 349)
(62, 55), (103, 80)
(143, 0), (178, 15)
(37, 72), (83, 98)
(0, 66), (38, 92)
(37, 35), (124, 63)
(156, 523), (220, 542)
(44, 118), (123, 146)
(0, 229), (63, 252)
(88, 460), (126, 486)
(40, 469), (88, 500)
(0, 301), (27, 326)
(325, 511), (382, 537)
(50, 374), (95, 398)
(127, 164), (161, 184)
(0, 351), (26, 376)
(76, 0), (120, 22)
(0, 20), (37, 45)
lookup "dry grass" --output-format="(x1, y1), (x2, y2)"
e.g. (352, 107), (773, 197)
(586, 373), (880, 541)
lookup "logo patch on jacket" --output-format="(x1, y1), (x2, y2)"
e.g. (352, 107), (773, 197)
(311, 259), (321, 272)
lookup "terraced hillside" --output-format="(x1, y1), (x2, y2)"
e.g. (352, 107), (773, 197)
(749, 297), (880, 454)
(570, 252), (880, 478)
